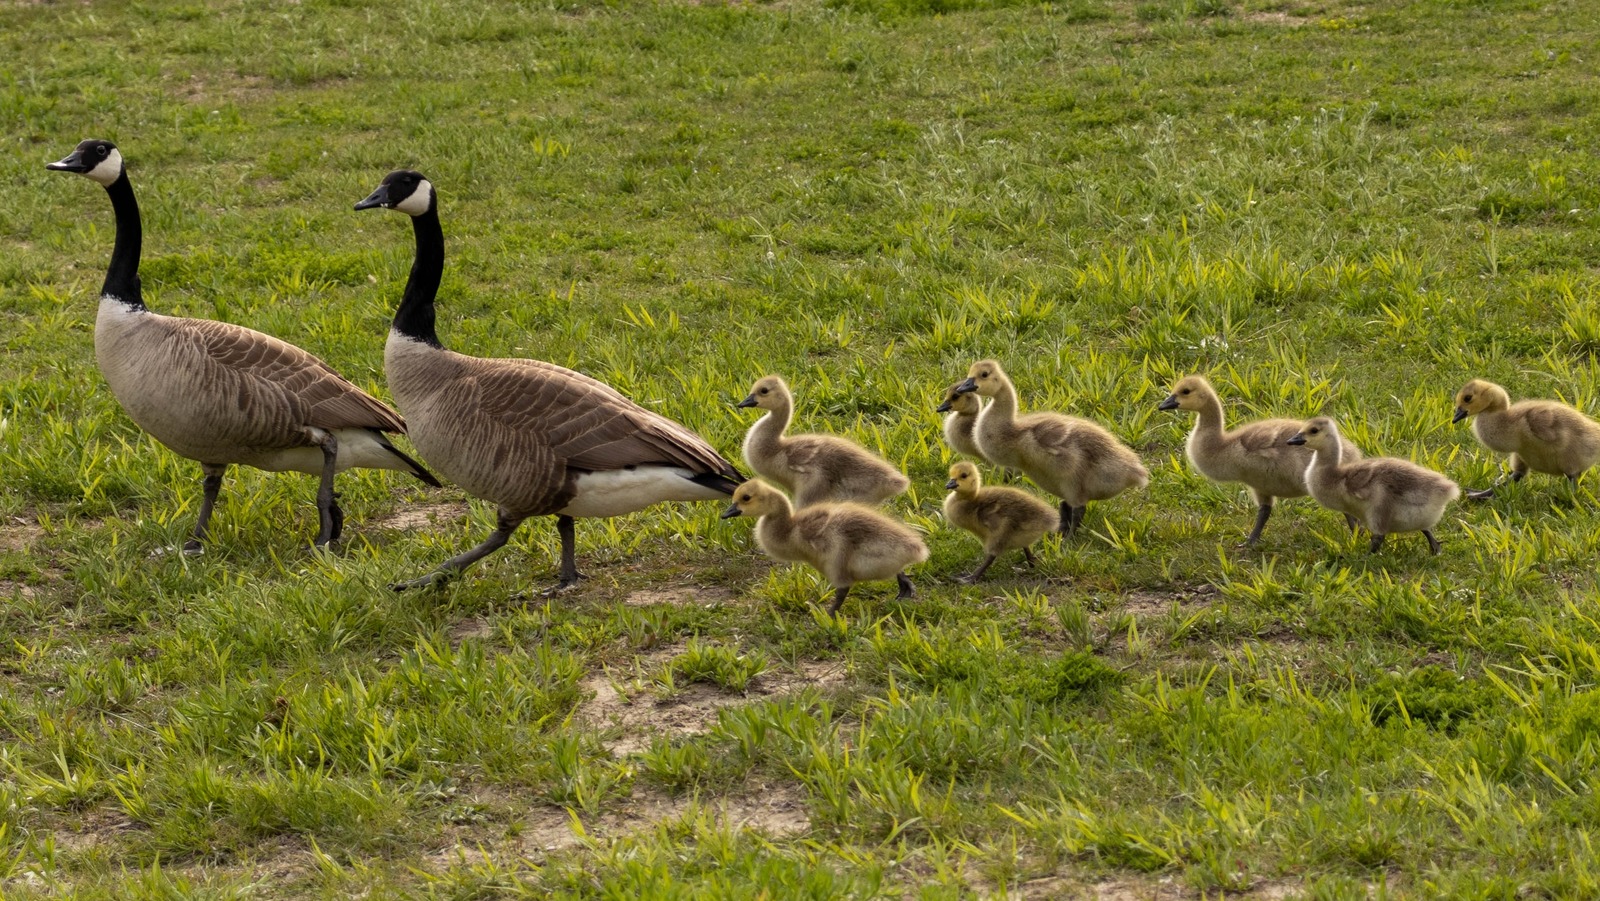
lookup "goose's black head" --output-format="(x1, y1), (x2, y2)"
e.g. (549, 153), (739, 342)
(47, 139), (124, 187)
(355, 169), (435, 216)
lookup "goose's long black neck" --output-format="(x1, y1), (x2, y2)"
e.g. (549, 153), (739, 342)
(394, 209), (444, 348)
(102, 173), (145, 310)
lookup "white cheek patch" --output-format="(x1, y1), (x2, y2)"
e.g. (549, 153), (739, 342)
(86, 148), (123, 186)
(395, 180), (433, 216)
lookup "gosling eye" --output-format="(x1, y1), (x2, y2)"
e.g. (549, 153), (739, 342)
(1463, 395), (1473, 403)
(739, 493), (752, 503)
(1309, 427), (1321, 435)
(1180, 388), (1191, 395)
(758, 388), (769, 395)
(979, 370), (991, 378)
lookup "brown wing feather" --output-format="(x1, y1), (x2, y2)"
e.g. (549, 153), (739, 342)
(470, 359), (737, 476)
(181, 319), (405, 433)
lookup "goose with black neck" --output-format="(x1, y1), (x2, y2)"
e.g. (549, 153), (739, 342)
(46, 139), (438, 553)
(356, 169), (743, 594)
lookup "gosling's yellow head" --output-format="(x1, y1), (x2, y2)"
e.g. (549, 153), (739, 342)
(936, 382), (982, 414)
(736, 375), (790, 412)
(945, 461), (983, 495)
(1453, 379), (1510, 424)
(1286, 416), (1340, 451)
(955, 360), (1007, 399)
(1158, 375), (1216, 413)
(719, 479), (790, 520)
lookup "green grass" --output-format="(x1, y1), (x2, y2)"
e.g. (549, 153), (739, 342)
(4, 0), (1600, 895)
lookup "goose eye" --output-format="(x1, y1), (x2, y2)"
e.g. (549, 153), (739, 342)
(97, 145), (109, 158)
(1180, 389), (1190, 395)
(980, 371), (990, 378)
(1309, 428), (1320, 434)
(758, 388), (769, 395)
(1463, 395), (1473, 403)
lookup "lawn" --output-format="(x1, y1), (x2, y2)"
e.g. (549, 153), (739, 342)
(3, 0), (1600, 896)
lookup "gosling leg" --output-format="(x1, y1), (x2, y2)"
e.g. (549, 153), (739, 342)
(896, 572), (915, 599)
(957, 555), (996, 584)
(184, 464), (228, 555)
(1423, 529), (1442, 556)
(1242, 503), (1273, 548)
(826, 585), (852, 616)
(1368, 533), (1386, 554)
(391, 510), (525, 591)
(1023, 547), (1040, 568)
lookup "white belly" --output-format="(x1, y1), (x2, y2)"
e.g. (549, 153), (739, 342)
(248, 429), (410, 475)
(557, 467), (729, 518)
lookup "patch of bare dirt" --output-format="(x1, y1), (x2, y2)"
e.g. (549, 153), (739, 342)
(0, 516), (42, 552)
(374, 502), (464, 531)
(0, 581), (38, 599)
(1118, 583), (1218, 617)
(517, 782), (810, 855)
(1006, 874), (1303, 899)
(580, 648), (846, 756)
(1238, 9), (1311, 26)
(174, 72), (271, 105)
(623, 585), (736, 607)
(449, 616), (494, 646)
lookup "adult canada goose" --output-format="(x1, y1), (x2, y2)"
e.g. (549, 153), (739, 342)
(954, 359), (1148, 536)
(46, 139), (437, 553)
(737, 375), (910, 507)
(942, 462), (1059, 583)
(936, 381), (990, 464)
(1158, 374), (1362, 546)
(357, 169), (742, 592)
(1452, 378), (1600, 500)
(1288, 417), (1459, 555)
(720, 479), (927, 615)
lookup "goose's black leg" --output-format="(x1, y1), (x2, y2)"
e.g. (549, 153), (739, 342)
(1023, 547), (1040, 567)
(313, 432), (340, 548)
(548, 514), (588, 593)
(1368, 533), (1386, 554)
(184, 464), (227, 554)
(1059, 501), (1073, 535)
(329, 492), (344, 543)
(896, 572), (915, 599)
(392, 510), (525, 591)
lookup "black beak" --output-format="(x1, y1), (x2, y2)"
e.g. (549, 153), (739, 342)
(1158, 395), (1180, 411)
(1286, 433), (1306, 446)
(46, 150), (91, 173)
(354, 185), (390, 211)
(944, 478), (959, 490)
(1452, 407), (1468, 424)
(935, 398), (954, 413)
(953, 378), (978, 395)
(720, 503), (743, 520)
(735, 394), (758, 409)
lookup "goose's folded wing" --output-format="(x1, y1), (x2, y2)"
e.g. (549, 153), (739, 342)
(178, 319), (406, 432)
(472, 361), (736, 476)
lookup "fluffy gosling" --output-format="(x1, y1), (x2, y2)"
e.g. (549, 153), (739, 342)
(1288, 417), (1459, 555)
(955, 359), (1148, 535)
(721, 479), (928, 615)
(1159, 374), (1362, 546)
(1452, 378), (1600, 500)
(738, 375), (910, 507)
(942, 462), (1059, 583)
(936, 381), (989, 464)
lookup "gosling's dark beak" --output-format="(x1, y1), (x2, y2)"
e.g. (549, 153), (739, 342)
(720, 503), (743, 520)
(353, 185), (390, 211)
(935, 398), (954, 413)
(944, 478), (959, 490)
(735, 394), (758, 409)
(1158, 395), (1180, 411)
(953, 378), (978, 395)
(1452, 407), (1468, 424)
(1286, 433), (1307, 446)
(46, 150), (91, 173)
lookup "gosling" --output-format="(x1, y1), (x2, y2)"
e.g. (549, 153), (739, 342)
(936, 381), (989, 464)
(1159, 375), (1362, 547)
(737, 375), (910, 507)
(942, 462), (1059, 583)
(954, 359), (1148, 535)
(1452, 378), (1600, 500)
(720, 479), (928, 615)
(1288, 417), (1460, 555)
